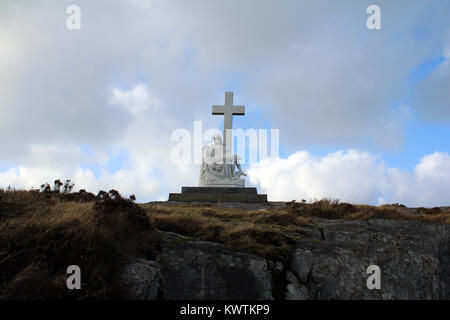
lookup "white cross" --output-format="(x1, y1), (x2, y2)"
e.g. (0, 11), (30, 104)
(212, 92), (245, 149)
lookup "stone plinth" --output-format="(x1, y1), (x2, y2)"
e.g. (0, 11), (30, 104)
(168, 187), (267, 203)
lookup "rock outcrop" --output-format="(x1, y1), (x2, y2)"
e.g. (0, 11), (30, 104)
(121, 219), (450, 300)
(288, 218), (450, 300)
(120, 259), (160, 300)
(157, 232), (273, 300)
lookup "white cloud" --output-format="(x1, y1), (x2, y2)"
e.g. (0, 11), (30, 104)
(0, 121), (199, 201)
(0, 164), (161, 200)
(407, 152), (450, 205)
(25, 144), (86, 167)
(248, 150), (450, 207)
(1, 142), (449, 206)
(110, 84), (160, 115)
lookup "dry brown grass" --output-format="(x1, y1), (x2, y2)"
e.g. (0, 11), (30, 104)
(142, 204), (320, 260)
(142, 199), (450, 261)
(284, 199), (450, 224)
(0, 190), (159, 300)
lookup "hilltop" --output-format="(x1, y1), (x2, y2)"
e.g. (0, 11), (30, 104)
(1, 188), (450, 299)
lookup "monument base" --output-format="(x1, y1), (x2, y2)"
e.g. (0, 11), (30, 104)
(168, 187), (267, 203)
(200, 177), (245, 187)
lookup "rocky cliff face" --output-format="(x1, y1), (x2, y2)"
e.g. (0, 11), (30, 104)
(289, 218), (450, 299)
(121, 218), (450, 300)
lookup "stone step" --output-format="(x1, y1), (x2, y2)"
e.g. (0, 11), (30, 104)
(168, 192), (267, 203)
(181, 187), (258, 194)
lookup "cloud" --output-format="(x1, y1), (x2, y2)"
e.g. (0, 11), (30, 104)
(413, 58), (450, 121)
(1, 139), (449, 207)
(0, 119), (200, 201)
(110, 84), (160, 115)
(408, 152), (450, 204)
(248, 150), (450, 207)
(0, 164), (161, 200)
(0, 1), (449, 206)
(1, 0), (449, 163)
(25, 144), (86, 167)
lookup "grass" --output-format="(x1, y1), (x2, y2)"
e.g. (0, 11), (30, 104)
(143, 204), (319, 260)
(142, 199), (450, 261)
(1, 189), (450, 300)
(285, 199), (450, 224)
(0, 189), (159, 299)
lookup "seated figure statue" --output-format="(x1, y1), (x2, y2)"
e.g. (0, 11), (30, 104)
(199, 134), (246, 187)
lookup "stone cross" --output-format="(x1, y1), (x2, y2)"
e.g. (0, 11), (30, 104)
(212, 92), (245, 149)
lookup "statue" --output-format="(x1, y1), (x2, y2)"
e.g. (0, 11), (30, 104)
(168, 91), (268, 204)
(199, 134), (246, 187)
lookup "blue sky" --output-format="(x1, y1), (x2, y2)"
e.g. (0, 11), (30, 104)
(386, 55), (449, 170)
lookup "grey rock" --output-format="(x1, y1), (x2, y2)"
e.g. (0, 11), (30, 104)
(158, 233), (272, 300)
(290, 218), (450, 299)
(122, 218), (450, 300)
(285, 271), (309, 300)
(120, 259), (160, 300)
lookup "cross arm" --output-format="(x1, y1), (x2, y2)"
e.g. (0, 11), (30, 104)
(232, 105), (245, 115)
(212, 105), (225, 115)
(212, 105), (245, 115)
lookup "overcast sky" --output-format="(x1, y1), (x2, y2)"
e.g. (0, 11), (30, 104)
(0, 0), (449, 206)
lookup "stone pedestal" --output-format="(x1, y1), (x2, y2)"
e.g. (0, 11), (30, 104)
(168, 187), (267, 203)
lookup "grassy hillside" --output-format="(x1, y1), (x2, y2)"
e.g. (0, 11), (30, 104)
(1, 188), (449, 299)
(144, 200), (450, 259)
(0, 189), (159, 299)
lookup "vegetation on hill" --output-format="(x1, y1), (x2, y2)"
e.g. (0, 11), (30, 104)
(142, 200), (450, 261)
(1, 187), (449, 300)
(143, 203), (320, 260)
(0, 189), (159, 299)
(286, 199), (450, 223)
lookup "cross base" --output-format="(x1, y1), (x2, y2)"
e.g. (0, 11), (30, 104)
(168, 187), (267, 203)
